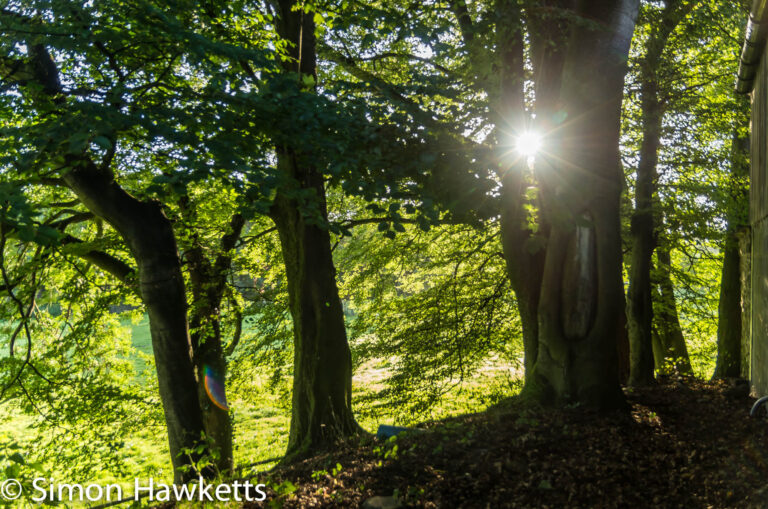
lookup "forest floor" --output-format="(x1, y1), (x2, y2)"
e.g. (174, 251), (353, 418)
(242, 377), (768, 508)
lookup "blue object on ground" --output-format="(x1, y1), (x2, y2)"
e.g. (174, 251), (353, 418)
(376, 425), (415, 439)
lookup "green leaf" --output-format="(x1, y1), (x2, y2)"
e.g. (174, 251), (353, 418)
(8, 452), (25, 465)
(92, 136), (112, 150)
(301, 74), (316, 88)
(67, 133), (89, 154)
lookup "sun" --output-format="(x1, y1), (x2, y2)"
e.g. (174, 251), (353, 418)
(516, 131), (543, 158)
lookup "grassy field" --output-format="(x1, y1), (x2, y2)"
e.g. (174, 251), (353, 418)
(2, 316), (519, 499)
(119, 317), (292, 479)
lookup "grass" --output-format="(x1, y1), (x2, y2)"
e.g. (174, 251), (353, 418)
(2, 315), (519, 508)
(122, 315), (153, 374)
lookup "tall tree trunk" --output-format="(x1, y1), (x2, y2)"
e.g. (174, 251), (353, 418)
(653, 245), (693, 375)
(62, 161), (208, 483)
(626, 0), (699, 386)
(627, 87), (661, 386)
(270, 0), (360, 459)
(523, 0), (639, 408)
(271, 166), (360, 458)
(714, 236), (742, 377)
(714, 131), (749, 378)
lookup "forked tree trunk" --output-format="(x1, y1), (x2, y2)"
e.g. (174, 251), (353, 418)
(63, 161), (208, 483)
(652, 246), (693, 375)
(270, 0), (360, 459)
(522, 0), (639, 408)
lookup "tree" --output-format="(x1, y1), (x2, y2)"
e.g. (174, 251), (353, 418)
(267, 0), (362, 459)
(621, 0), (747, 378)
(626, 0), (699, 386)
(515, 0), (637, 407)
(319, 0), (640, 407)
(714, 128), (749, 378)
(0, 2), (272, 479)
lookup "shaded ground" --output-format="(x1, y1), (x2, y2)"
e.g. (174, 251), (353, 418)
(245, 377), (768, 508)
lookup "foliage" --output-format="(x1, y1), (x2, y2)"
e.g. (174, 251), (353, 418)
(339, 220), (521, 421)
(621, 0), (749, 376)
(0, 0), (757, 491)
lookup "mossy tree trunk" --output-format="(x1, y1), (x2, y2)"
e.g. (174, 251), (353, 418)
(270, 0), (360, 459)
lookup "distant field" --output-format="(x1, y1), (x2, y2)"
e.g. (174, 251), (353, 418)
(123, 315), (153, 373)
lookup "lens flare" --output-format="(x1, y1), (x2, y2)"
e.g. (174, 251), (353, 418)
(516, 131), (543, 157)
(204, 365), (229, 411)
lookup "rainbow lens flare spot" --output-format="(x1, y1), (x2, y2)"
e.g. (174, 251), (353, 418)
(204, 365), (229, 411)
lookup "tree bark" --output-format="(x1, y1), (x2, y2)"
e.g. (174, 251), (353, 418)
(522, 0), (639, 408)
(270, 0), (361, 459)
(62, 160), (208, 483)
(714, 131), (749, 378)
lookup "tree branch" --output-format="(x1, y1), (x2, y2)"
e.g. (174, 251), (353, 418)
(59, 234), (137, 289)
